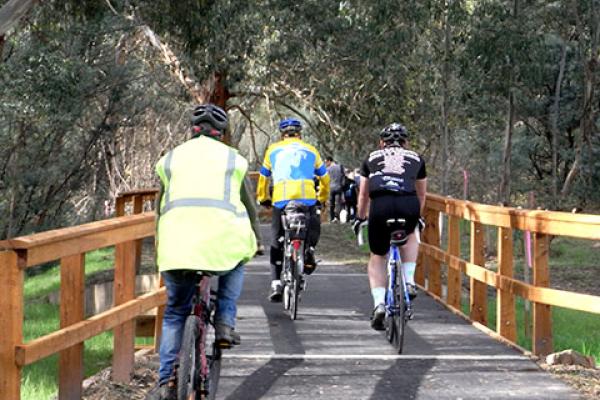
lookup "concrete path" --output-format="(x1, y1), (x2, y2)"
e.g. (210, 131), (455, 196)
(215, 246), (581, 399)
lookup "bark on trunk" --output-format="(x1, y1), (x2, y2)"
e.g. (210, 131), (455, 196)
(440, 3), (451, 196)
(551, 42), (567, 208)
(498, 90), (515, 205)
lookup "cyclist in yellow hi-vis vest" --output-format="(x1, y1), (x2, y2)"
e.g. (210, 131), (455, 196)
(257, 118), (330, 302)
(149, 104), (257, 400)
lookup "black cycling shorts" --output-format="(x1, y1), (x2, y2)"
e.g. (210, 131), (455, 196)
(368, 194), (420, 256)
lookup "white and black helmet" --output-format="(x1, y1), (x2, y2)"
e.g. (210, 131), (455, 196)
(190, 104), (228, 131)
(380, 123), (408, 144)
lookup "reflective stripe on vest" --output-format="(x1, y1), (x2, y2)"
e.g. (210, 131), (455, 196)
(161, 148), (248, 218)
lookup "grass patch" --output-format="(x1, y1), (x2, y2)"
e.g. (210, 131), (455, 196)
(460, 296), (600, 364)
(25, 247), (114, 300)
(22, 247), (116, 400)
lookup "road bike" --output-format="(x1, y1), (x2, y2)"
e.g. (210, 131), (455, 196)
(177, 273), (222, 400)
(357, 218), (414, 353)
(280, 200), (309, 320)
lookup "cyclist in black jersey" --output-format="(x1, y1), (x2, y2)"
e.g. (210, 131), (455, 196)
(355, 123), (427, 330)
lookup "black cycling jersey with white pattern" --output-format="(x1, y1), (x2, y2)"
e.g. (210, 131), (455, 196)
(360, 145), (426, 196)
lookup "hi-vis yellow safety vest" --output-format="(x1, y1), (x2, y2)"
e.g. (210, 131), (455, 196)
(155, 136), (257, 272)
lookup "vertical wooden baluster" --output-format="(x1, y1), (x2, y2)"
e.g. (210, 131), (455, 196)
(415, 212), (426, 287)
(447, 215), (461, 309)
(533, 232), (552, 356)
(59, 254), (85, 400)
(0, 250), (23, 400)
(112, 240), (137, 382)
(497, 226), (516, 341)
(115, 195), (126, 217)
(470, 221), (487, 324)
(426, 210), (442, 297)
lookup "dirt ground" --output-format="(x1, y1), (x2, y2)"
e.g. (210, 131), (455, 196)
(81, 222), (600, 400)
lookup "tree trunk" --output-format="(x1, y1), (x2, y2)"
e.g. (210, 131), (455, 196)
(440, 1), (451, 196)
(498, 90), (515, 205)
(0, 0), (37, 36)
(561, 0), (598, 197)
(498, 0), (519, 206)
(551, 41), (567, 209)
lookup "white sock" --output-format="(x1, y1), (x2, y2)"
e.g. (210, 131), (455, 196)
(402, 262), (417, 285)
(371, 287), (386, 307)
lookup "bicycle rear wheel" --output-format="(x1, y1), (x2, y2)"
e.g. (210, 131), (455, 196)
(392, 272), (407, 354)
(178, 315), (200, 400)
(178, 316), (222, 400)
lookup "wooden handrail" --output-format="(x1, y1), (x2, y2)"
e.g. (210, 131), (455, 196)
(426, 194), (600, 239)
(0, 213), (155, 269)
(417, 194), (600, 358)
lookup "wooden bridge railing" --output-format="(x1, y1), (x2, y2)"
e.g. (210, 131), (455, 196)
(0, 192), (161, 400)
(416, 194), (600, 356)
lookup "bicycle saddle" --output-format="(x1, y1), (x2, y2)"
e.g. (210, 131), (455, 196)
(386, 218), (408, 246)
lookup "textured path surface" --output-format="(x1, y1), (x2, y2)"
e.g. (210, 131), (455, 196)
(214, 226), (581, 399)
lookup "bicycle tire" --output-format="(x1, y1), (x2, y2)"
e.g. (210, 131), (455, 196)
(392, 267), (407, 354)
(205, 343), (222, 400)
(385, 310), (395, 344)
(289, 255), (299, 320)
(178, 315), (200, 400)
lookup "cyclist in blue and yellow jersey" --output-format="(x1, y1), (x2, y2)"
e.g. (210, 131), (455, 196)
(257, 118), (330, 302)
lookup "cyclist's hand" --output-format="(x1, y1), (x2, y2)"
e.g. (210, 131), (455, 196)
(418, 217), (426, 232)
(260, 200), (272, 209)
(352, 218), (366, 236)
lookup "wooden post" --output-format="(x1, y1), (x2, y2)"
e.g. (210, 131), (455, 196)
(533, 232), (552, 356)
(112, 240), (137, 382)
(447, 215), (461, 309)
(497, 226), (516, 341)
(415, 210), (427, 286)
(0, 250), (24, 400)
(59, 254), (85, 400)
(115, 195), (126, 217)
(470, 221), (487, 325)
(133, 195), (144, 274)
(425, 209), (441, 297)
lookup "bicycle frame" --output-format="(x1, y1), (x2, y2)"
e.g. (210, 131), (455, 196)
(386, 244), (413, 318)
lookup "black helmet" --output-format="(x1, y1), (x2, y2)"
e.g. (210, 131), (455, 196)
(190, 104), (228, 132)
(380, 123), (408, 144)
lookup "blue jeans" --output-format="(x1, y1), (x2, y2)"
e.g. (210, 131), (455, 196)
(158, 263), (245, 384)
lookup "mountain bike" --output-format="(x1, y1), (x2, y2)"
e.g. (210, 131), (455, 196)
(357, 218), (414, 353)
(280, 201), (309, 320)
(177, 273), (222, 400)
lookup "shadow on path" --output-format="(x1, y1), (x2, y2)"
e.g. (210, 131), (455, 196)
(225, 297), (305, 400)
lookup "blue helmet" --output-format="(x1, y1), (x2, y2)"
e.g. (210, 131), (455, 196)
(278, 118), (302, 135)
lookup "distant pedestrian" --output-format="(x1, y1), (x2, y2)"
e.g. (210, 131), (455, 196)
(325, 156), (345, 222)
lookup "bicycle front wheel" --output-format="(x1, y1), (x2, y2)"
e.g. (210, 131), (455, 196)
(178, 315), (200, 400)
(205, 343), (222, 400)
